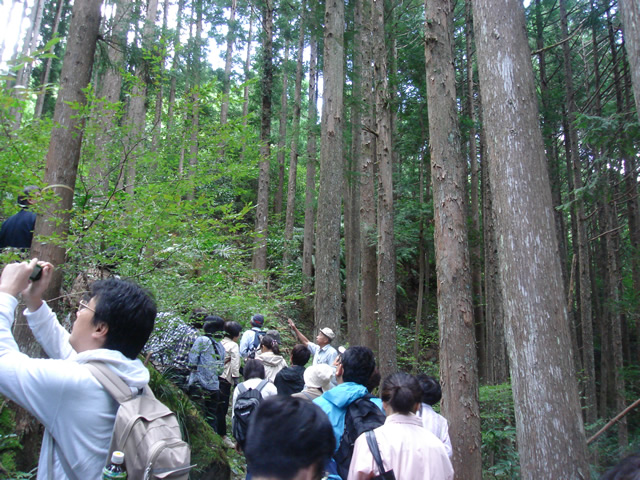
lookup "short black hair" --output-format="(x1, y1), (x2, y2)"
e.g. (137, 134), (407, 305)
(224, 321), (242, 338)
(380, 372), (422, 414)
(204, 315), (224, 335)
(244, 359), (266, 380)
(291, 344), (310, 366)
(90, 278), (156, 359)
(416, 373), (442, 405)
(341, 346), (376, 386)
(245, 396), (335, 480)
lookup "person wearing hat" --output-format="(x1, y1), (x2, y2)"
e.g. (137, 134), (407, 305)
(239, 314), (266, 359)
(0, 186), (40, 251)
(292, 364), (334, 401)
(287, 318), (339, 368)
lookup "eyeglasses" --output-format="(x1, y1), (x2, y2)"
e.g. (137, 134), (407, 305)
(78, 300), (96, 314)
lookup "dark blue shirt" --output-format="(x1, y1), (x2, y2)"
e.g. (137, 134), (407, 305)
(0, 209), (36, 250)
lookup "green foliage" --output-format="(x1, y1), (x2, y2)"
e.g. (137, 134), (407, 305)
(480, 383), (519, 479)
(0, 401), (31, 479)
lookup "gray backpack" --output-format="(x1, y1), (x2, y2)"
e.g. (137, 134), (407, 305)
(87, 362), (192, 480)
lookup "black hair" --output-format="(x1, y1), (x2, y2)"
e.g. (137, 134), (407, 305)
(380, 372), (422, 415)
(245, 396), (335, 480)
(204, 315), (225, 338)
(244, 359), (266, 380)
(260, 334), (281, 355)
(601, 452), (640, 480)
(366, 368), (381, 394)
(18, 185), (39, 208)
(341, 346), (376, 387)
(90, 278), (156, 359)
(224, 321), (242, 339)
(291, 344), (311, 366)
(416, 373), (442, 406)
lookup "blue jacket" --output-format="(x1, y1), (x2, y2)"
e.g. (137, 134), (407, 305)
(313, 382), (384, 451)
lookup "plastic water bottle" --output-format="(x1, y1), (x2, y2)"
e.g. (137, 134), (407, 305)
(102, 451), (127, 479)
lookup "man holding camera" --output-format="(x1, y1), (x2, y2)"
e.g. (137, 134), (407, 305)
(0, 259), (156, 479)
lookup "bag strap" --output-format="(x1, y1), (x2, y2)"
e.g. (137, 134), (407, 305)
(47, 430), (81, 480)
(255, 378), (269, 393)
(237, 383), (248, 395)
(365, 430), (387, 475)
(86, 361), (133, 404)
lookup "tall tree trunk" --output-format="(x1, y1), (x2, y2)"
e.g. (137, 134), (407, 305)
(473, 1), (589, 478)
(425, 1), (482, 477)
(187, 1), (202, 193)
(124, 0), (159, 196)
(618, 0), (640, 121)
(0, 0), (20, 62)
(413, 144), (428, 370)
(274, 41), (289, 217)
(302, 36), (318, 302)
(242, 14), (253, 125)
(151, 0), (170, 153)
(166, 0), (184, 134)
(314, 0), (345, 339)
(284, 7), (306, 266)
(359, 0), (377, 352)
(92, 0), (129, 196)
(346, 0), (364, 347)
(220, 0), (237, 126)
(12, 0), (45, 128)
(29, 0), (104, 308)
(560, 0), (597, 424)
(34, 0), (65, 119)
(374, 0), (396, 380)
(252, 0), (274, 272)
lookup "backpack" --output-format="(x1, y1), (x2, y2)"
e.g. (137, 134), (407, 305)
(334, 394), (386, 480)
(247, 329), (266, 359)
(87, 362), (193, 480)
(231, 378), (269, 449)
(212, 339), (226, 376)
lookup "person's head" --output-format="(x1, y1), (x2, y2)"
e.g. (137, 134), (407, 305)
(244, 359), (266, 380)
(291, 344), (311, 366)
(416, 373), (442, 406)
(245, 396), (335, 480)
(337, 346), (376, 386)
(18, 186), (39, 208)
(380, 372), (422, 415)
(224, 321), (242, 340)
(70, 278), (156, 359)
(260, 334), (281, 355)
(315, 327), (335, 347)
(303, 364), (334, 391)
(251, 314), (264, 328)
(601, 452), (640, 480)
(203, 315), (225, 337)
(366, 368), (381, 394)
(190, 308), (208, 329)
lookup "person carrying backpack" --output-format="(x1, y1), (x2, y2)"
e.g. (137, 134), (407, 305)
(239, 314), (266, 359)
(188, 317), (226, 432)
(231, 359), (278, 450)
(313, 346), (385, 480)
(0, 261), (163, 479)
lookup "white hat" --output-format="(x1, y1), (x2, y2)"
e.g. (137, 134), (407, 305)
(304, 364), (334, 390)
(319, 327), (336, 340)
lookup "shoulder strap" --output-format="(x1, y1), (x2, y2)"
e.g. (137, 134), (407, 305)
(237, 383), (248, 395)
(255, 378), (269, 393)
(86, 361), (133, 404)
(303, 391), (313, 401)
(365, 430), (387, 475)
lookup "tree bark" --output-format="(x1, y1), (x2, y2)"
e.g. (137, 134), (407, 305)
(618, 0), (640, 122)
(252, 0), (274, 273)
(302, 35), (318, 302)
(34, 0), (65, 119)
(220, 0), (237, 126)
(359, 0), (377, 352)
(30, 0), (104, 307)
(274, 41), (289, 217)
(472, 1), (589, 477)
(425, 2), (481, 478)
(314, 0), (344, 339)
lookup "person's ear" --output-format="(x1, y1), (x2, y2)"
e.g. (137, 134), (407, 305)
(336, 362), (344, 378)
(93, 321), (109, 340)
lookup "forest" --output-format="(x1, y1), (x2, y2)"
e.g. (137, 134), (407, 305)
(0, 0), (639, 477)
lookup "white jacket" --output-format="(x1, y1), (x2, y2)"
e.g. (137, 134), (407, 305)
(0, 292), (150, 480)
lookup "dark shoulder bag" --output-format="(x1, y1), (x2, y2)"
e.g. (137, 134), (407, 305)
(365, 430), (396, 480)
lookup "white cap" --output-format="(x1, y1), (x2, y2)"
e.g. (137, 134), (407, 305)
(319, 327), (335, 340)
(304, 364), (334, 390)
(111, 451), (125, 465)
